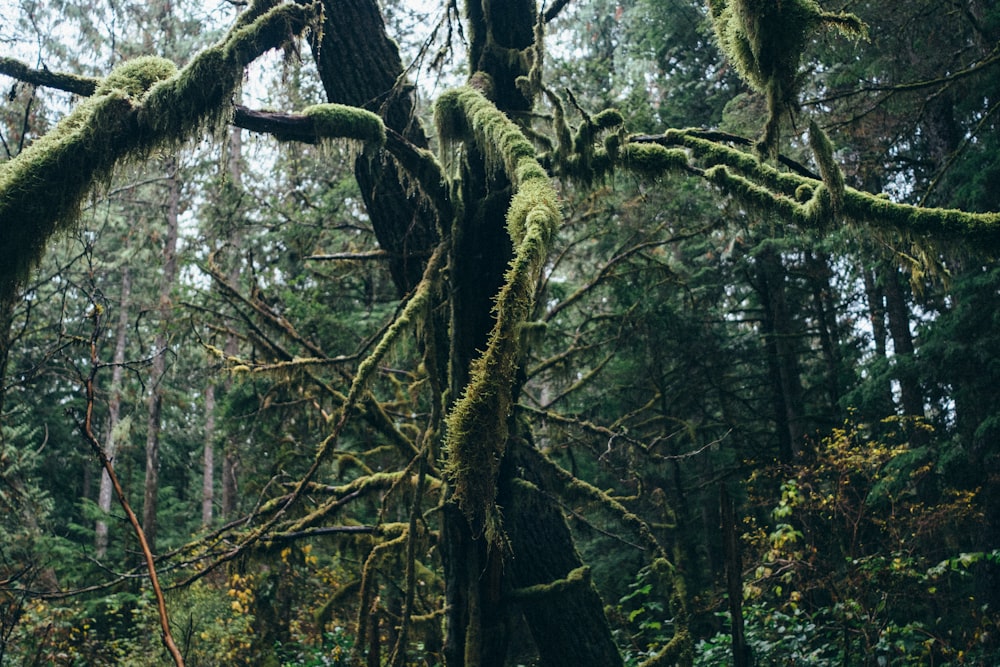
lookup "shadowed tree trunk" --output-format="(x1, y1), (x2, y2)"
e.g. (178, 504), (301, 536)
(756, 244), (806, 460)
(311, 1), (624, 664)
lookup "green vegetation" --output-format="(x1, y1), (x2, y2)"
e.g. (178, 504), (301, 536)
(1, 0), (999, 665)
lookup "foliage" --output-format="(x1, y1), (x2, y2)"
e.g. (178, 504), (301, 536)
(739, 417), (996, 663)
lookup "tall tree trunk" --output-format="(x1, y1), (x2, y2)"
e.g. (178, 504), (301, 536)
(201, 382), (215, 526)
(0, 298), (13, 419)
(143, 160), (180, 553)
(756, 244), (806, 459)
(805, 251), (843, 418)
(205, 127), (246, 525)
(97, 268), (132, 557)
(312, 2), (627, 664)
(883, 267), (924, 419)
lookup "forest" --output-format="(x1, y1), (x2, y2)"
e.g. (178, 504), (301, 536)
(1, 0), (999, 665)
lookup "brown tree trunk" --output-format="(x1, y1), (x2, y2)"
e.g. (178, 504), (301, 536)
(97, 267), (132, 557)
(756, 245), (806, 460)
(311, 1), (626, 664)
(143, 160), (180, 553)
(883, 268), (924, 419)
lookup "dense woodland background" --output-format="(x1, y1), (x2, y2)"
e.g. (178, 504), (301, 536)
(1, 0), (999, 665)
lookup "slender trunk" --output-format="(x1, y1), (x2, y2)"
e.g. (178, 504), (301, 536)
(805, 251), (842, 416)
(0, 297), (12, 419)
(97, 268), (132, 557)
(143, 160), (180, 553)
(201, 383), (215, 526)
(721, 484), (750, 667)
(883, 268), (924, 419)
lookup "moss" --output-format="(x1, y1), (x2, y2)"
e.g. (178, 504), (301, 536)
(808, 119), (844, 212)
(708, 0), (866, 158)
(95, 56), (177, 100)
(592, 108), (624, 130)
(511, 564), (591, 600)
(302, 103), (385, 146)
(621, 143), (689, 177)
(435, 86), (562, 543)
(0, 1), (321, 306)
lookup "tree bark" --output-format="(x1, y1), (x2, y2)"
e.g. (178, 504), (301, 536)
(143, 161), (180, 553)
(756, 245), (806, 460)
(97, 267), (132, 557)
(883, 267), (924, 419)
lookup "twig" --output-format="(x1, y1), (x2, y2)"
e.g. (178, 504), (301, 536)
(76, 305), (184, 666)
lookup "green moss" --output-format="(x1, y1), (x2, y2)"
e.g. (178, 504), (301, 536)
(95, 56), (177, 100)
(0, 1), (320, 305)
(621, 143), (689, 177)
(592, 108), (625, 130)
(808, 119), (844, 212)
(708, 0), (866, 158)
(302, 103), (385, 146)
(436, 86), (562, 542)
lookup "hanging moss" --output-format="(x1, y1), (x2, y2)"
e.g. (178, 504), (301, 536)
(707, 0), (866, 158)
(808, 119), (844, 213)
(435, 86), (561, 545)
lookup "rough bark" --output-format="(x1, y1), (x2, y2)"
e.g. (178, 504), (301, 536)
(505, 438), (625, 667)
(311, 0), (438, 294)
(97, 268), (132, 557)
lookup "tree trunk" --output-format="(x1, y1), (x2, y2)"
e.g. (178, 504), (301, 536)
(883, 268), (924, 419)
(311, 1), (626, 664)
(720, 484), (750, 667)
(97, 267), (132, 557)
(143, 160), (180, 553)
(756, 245), (806, 459)
(201, 382), (215, 526)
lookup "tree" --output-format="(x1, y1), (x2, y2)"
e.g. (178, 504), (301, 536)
(2, 0), (1000, 665)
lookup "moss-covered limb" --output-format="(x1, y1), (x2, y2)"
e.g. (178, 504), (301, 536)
(705, 161), (1000, 250)
(345, 243), (444, 409)
(277, 471), (409, 534)
(619, 142), (691, 178)
(0, 1), (321, 307)
(354, 528), (410, 664)
(516, 440), (666, 561)
(510, 563), (591, 600)
(808, 119), (844, 213)
(0, 56), (99, 95)
(435, 86), (562, 541)
(230, 103), (385, 145)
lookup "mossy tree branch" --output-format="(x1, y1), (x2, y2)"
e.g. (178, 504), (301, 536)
(435, 86), (561, 544)
(0, 1), (391, 308)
